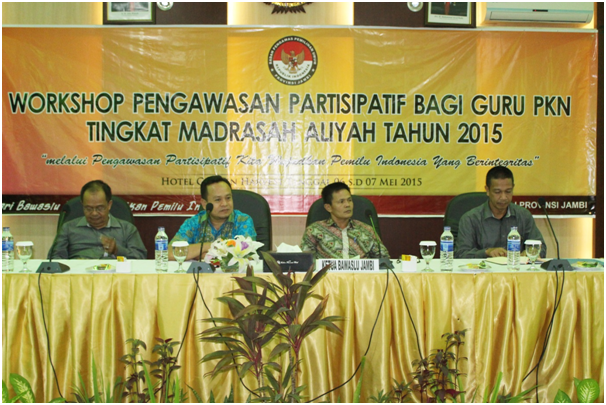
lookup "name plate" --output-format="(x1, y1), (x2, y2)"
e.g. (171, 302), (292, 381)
(317, 259), (380, 272)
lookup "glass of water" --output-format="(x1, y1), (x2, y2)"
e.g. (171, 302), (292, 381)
(173, 241), (189, 273)
(524, 240), (542, 271)
(16, 241), (33, 273)
(419, 241), (437, 272)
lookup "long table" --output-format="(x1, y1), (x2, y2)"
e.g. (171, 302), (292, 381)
(2, 259), (603, 402)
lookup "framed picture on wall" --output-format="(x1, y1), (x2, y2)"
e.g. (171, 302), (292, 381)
(103, 2), (155, 24)
(425, 2), (475, 28)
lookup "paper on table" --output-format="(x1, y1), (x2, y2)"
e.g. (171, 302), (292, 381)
(486, 256), (529, 265)
(276, 243), (303, 253)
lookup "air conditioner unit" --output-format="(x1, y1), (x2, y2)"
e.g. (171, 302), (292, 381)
(485, 2), (594, 24)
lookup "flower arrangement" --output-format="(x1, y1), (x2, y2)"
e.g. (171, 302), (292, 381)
(203, 235), (264, 273)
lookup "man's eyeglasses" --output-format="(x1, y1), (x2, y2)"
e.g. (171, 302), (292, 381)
(84, 206), (108, 214)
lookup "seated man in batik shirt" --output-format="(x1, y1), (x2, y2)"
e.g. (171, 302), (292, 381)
(168, 175), (256, 261)
(300, 182), (389, 260)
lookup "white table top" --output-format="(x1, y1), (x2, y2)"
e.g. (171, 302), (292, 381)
(3, 258), (603, 275)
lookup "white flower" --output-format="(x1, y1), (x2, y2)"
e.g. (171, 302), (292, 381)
(204, 236), (264, 272)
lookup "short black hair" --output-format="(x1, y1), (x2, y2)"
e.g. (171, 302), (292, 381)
(322, 182), (351, 205)
(486, 166), (514, 187)
(200, 175), (231, 200)
(80, 180), (112, 202)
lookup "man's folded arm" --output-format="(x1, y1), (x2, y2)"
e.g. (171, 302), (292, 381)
(116, 226), (147, 259)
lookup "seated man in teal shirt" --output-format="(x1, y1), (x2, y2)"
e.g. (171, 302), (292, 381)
(168, 175), (256, 260)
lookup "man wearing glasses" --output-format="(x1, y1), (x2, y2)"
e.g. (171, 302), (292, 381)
(50, 180), (147, 259)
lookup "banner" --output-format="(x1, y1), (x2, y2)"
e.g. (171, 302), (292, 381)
(2, 27), (598, 214)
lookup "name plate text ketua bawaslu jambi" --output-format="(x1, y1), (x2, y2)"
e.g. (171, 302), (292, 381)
(317, 259), (380, 272)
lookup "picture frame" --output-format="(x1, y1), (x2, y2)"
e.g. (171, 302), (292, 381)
(103, 2), (155, 24)
(425, 2), (475, 28)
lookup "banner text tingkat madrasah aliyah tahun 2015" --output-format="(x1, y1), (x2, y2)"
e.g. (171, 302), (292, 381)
(2, 28), (598, 215)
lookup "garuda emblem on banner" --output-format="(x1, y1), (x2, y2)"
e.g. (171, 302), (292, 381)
(268, 36), (318, 86)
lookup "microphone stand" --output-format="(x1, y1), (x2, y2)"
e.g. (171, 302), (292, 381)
(538, 198), (573, 271)
(187, 202), (214, 274)
(365, 210), (393, 270)
(37, 206), (71, 273)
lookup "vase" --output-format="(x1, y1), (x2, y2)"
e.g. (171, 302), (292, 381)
(222, 264), (240, 273)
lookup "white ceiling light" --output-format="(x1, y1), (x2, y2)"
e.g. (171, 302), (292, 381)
(158, 2), (173, 11)
(408, 2), (423, 13)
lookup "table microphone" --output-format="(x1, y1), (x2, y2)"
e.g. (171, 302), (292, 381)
(365, 209), (393, 270)
(538, 197), (573, 271)
(188, 203), (214, 274)
(37, 205), (71, 273)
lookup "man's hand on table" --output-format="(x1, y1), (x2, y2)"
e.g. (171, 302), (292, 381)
(486, 247), (506, 257)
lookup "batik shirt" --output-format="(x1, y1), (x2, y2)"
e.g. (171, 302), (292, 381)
(170, 209), (256, 245)
(300, 218), (390, 260)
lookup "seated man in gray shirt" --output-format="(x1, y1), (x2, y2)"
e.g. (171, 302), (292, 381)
(455, 166), (546, 259)
(50, 180), (147, 260)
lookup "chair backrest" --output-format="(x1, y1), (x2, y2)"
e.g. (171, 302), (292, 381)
(58, 196), (134, 232)
(305, 195), (381, 238)
(232, 190), (272, 252)
(443, 192), (488, 243)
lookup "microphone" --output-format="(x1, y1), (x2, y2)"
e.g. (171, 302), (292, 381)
(538, 198), (573, 271)
(188, 202), (214, 274)
(37, 205), (71, 273)
(365, 209), (393, 270)
(199, 203), (213, 259)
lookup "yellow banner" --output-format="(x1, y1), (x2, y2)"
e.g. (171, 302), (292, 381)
(2, 27), (598, 213)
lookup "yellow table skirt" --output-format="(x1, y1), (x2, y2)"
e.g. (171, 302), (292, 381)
(2, 271), (603, 402)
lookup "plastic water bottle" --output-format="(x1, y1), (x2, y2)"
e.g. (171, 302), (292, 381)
(440, 226), (454, 272)
(155, 227), (168, 272)
(507, 226), (521, 271)
(2, 227), (15, 272)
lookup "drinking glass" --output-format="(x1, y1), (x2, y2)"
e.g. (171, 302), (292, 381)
(419, 241), (437, 272)
(16, 241), (33, 273)
(525, 240), (542, 271)
(173, 241), (189, 273)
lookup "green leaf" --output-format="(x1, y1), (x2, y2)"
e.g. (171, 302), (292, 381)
(282, 363), (294, 389)
(92, 357), (102, 404)
(49, 397), (66, 403)
(574, 378), (581, 389)
(269, 343), (291, 360)
(140, 358), (156, 403)
(187, 385), (203, 403)
(173, 375), (182, 403)
(3, 380), (9, 403)
(209, 390), (215, 403)
(9, 374), (36, 403)
(576, 378), (600, 403)
(9, 392), (27, 403)
(489, 372), (502, 403)
(224, 385), (234, 403)
(238, 361), (254, 379)
(353, 357), (366, 403)
(554, 389), (572, 403)
(483, 385), (490, 403)
(201, 350), (240, 362)
(456, 374), (465, 402)
(265, 369), (280, 392)
(506, 385), (537, 402)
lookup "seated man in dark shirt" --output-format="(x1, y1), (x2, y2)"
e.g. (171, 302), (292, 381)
(455, 166), (546, 259)
(50, 180), (147, 260)
(300, 182), (389, 259)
